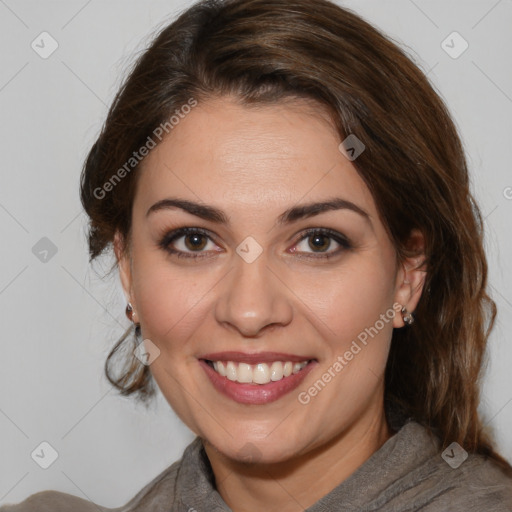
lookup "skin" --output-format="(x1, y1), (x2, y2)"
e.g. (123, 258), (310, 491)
(115, 96), (426, 512)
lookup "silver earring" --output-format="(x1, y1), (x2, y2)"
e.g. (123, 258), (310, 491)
(126, 302), (141, 340)
(126, 302), (139, 325)
(401, 306), (415, 326)
(125, 302), (134, 322)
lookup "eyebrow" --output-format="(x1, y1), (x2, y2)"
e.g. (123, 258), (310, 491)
(146, 197), (370, 225)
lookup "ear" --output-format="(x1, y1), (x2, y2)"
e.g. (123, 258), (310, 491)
(114, 230), (133, 303)
(392, 229), (427, 328)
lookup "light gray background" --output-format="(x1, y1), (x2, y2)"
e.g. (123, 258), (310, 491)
(0, 0), (511, 507)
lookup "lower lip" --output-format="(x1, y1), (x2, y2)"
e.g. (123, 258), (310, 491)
(199, 360), (317, 405)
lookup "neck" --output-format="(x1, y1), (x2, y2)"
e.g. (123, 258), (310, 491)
(204, 404), (393, 512)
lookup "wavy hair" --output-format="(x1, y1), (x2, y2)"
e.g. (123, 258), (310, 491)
(80, 0), (512, 476)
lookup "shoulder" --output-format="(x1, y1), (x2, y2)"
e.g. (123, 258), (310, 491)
(373, 421), (512, 511)
(0, 443), (189, 512)
(412, 450), (512, 511)
(0, 490), (111, 512)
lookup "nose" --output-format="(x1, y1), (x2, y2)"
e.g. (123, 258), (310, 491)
(214, 252), (293, 338)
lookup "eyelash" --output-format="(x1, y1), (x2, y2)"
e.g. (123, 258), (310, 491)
(158, 227), (352, 261)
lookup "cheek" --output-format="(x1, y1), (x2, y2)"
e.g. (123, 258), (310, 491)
(296, 255), (396, 346)
(130, 254), (216, 355)
(292, 262), (395, 421)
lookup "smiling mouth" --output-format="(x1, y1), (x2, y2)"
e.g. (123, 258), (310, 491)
(203, 359), (313, 385)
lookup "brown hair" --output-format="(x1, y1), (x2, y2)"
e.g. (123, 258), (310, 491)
(80, 0), (512, 475)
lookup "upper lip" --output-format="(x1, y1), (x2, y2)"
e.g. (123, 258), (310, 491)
(199, 351), (315, 364)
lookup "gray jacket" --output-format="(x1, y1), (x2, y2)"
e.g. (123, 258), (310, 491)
(2, 420), (512, 511)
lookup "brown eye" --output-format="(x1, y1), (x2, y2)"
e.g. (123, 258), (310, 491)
(184, 233), (208, 251)
(292, 228), (352, 260)
(159, 227), (221, 260)
(308, 233), (331, 252)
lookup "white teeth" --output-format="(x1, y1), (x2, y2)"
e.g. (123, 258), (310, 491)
(226, 361), (237, 381)
(209, 360), (309, 384)
(216, 361), (227, 377)
(237, 363), (253, 383)
(270, 361), (283, 381)
(293, 362), (304, 374)
(253, 363), (270, 384)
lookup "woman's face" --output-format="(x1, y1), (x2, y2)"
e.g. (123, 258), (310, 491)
(117, 96), (424, 463)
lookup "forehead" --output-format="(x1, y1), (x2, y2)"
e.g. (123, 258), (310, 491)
(134, 96), (376, 221)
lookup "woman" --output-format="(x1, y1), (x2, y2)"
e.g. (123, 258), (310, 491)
(3, 0), (511, 510)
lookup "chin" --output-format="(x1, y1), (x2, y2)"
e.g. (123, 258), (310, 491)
(206, 432), (305, 465)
